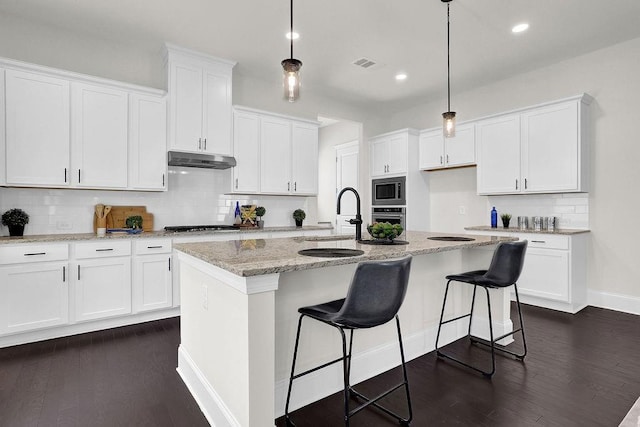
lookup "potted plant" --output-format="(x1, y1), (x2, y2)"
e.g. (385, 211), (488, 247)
(501, 213), (512, 228)
(2, 208), (29, 237)
(293, 209), (306, 227)
(255, 206), (266, 229)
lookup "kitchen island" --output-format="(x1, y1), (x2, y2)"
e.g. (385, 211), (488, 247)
(173, 231), (517, 427)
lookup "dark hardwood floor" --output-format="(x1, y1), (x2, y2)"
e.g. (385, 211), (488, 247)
(1, 305), (639, 426)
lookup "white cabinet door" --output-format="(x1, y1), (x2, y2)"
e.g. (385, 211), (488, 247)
(445, 123), (475, 167)
(419, 129), (444, 170)
(517, 248), (570, 302)
(232, 111), (260, 193)
(387, 133), (408, 175)
(370, 138), (389, 177)
(129, 94), (167, 190)
(260, 116), (291, 193)
(291, 122), (318, 195)
(75, 257), (131, 322)
(72, 82), (128, 188)
(203, 70), (232, 155)
(476, 114), (521, 194)
(521, 101), (579, 193)
(133, 254), (172, 313)
(5, 69), (70, 186)
(169, 62), (203, 152)
(0, 261), (69, 335)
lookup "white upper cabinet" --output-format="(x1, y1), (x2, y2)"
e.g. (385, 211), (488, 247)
(370, 130), (409, 177)
(291, 122), (319, 195)
(232, 110), (260, 193)
(419, 123), (475, 170)
(5, 69), (71, 186)
(476, 114), (521, 194)
(476, 95), (590, 195)
(232, 106), (319, 195)
(72, 82), (129, 189)
(129, 94), (167, 190)
(260, 115), (291, 194)
(165, 45), (235, 155)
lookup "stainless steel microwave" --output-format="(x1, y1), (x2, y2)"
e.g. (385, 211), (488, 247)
(372, 176), (406, 206)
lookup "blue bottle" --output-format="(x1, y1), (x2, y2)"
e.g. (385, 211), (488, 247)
(491, 207), (498, 228)
(234, 202), (241, 225)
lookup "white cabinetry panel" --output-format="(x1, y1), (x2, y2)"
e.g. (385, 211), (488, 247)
(5, 69), (70, 186)
(72, 82), (128, 188)
(232, 111), (260, 193)
(291, 122), (318, 195)
(260, 116), (291, 193)
(170, 62), (204, 152)
(75, 257), (131, 322)
(476, 114), (521, 194)
(203, 71), (232, 155)
(129, 94), (167, 190)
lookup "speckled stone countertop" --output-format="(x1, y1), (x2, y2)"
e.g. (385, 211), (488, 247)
(465, 226), (590, 235)
(0, 225), (334, 245)
(174, 231), (517, 277)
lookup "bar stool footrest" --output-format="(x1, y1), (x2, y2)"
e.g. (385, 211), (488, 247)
(349, 384), (411, 423)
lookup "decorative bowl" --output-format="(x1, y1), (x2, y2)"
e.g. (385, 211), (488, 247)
(366, 222), (404, 241)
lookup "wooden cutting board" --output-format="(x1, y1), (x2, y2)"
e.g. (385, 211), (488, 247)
(93, 206), (154, 232)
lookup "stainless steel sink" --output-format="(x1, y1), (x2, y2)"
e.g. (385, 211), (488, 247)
(427, 236), (475, 242)
(298, 248), (364, 258)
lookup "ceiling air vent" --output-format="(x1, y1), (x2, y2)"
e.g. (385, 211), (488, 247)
(352, 57), (377, 69)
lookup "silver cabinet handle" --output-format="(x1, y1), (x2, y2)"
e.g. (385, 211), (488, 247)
(198, 138), (202, 150)
(515, 179), (519, 190)
(288, 182), (290, 191)
(440, 155), (443, 165)
(147, 245), (163, 249)
(203, 138), (207, 150)
(95, 248), (114, 252)
(235, 178), (238, 189)
(24, 252), (46, 256)
(525, 178), (528, 189)
(531, 240), (546, 243)
(168, 258), (171, 271)
(64, 168), (67, 183)
(78, 265), (81, 280)
(78, 169), (81, 183)
(446, 154), (449, 164)
(63, 266), (66, 282)
(294, 182), (297, 191)
(162, 173), (165, 187)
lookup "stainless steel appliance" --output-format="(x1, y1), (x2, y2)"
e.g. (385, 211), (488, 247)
(372, 176), (406, 206)
(371, 207), (406, 232)
(168, 151), (236, 169)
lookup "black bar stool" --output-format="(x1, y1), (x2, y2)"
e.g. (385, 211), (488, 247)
(435, 240), (528, 378)
(284, 255), (413, 426)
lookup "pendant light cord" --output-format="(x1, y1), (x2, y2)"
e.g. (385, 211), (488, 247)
(446, 2), (451, 112)
(290, 0), (294, 59)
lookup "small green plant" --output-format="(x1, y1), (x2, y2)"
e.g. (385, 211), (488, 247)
(292, 209), (306, 222)
(2, 208), (29, 227)
(255, 206), (266, 220)
(500, 213), (512, 228)
(126, 215), (143, 229)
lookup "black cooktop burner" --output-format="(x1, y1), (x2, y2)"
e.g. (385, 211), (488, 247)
(164, 225), (239, 232)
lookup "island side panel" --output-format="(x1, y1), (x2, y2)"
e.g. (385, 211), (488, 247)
(177, 254), (275, 427)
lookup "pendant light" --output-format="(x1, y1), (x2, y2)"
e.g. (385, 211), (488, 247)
(281, 0), (302, 102)
(442, 0), (456, 138)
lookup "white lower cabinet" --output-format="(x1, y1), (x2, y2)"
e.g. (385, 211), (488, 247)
(74, 241), (132, 322)
(0, 243), (69, 335)
(133, 239), (172, 313)
(466, 230), (587, 313)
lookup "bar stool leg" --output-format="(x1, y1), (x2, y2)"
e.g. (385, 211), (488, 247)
(339, 328), (350, 426)
(395, 315), (413, 425)
(467, 285), (478, 338)
(285, 315), (305, 426)
(513, 284), (528, 359)
(435, 280), (452, 353)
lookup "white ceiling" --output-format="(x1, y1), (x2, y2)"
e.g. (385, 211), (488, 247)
(3, 0), (640, 110)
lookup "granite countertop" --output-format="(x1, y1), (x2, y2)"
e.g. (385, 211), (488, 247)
(0, 225), (334, 245)
(174, 231), (517, 277)
(465, 226), (590, 235)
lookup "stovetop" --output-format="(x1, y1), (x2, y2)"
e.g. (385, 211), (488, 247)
(164, 225), (239, 233)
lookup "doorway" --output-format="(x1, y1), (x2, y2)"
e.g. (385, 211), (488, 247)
(335, 141), (359, 235)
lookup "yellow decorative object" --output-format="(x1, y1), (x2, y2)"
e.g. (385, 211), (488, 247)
(241, 205), (257, 226)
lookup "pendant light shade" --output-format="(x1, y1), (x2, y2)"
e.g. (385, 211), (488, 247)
(442, 0), (456, 138)
(282, 0), (302, 102)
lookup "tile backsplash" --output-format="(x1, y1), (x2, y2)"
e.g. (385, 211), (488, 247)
(0, 167), (313, 236)
(487, 193), (589, 229)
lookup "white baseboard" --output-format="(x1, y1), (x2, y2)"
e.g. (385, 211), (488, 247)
(588, 290), (640, 316)
(177, 345), (240, 427)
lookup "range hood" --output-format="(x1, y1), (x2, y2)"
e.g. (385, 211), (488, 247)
(168, 151), (236, 170)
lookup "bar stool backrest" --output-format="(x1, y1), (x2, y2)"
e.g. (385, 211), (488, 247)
(335, 255), (413, 328)
(482, 240), (528, 287)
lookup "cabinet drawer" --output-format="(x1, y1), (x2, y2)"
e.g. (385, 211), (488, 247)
(75, 240), (131, 259)
(0, 244), (69, 265)
(134, 239), (172, 255)
(512, 233), (569, 250)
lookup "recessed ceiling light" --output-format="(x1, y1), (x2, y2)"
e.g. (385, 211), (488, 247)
(286, 32), (300, 40)
(512, 23), (529, 33)
(395, 73), (408, 81)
